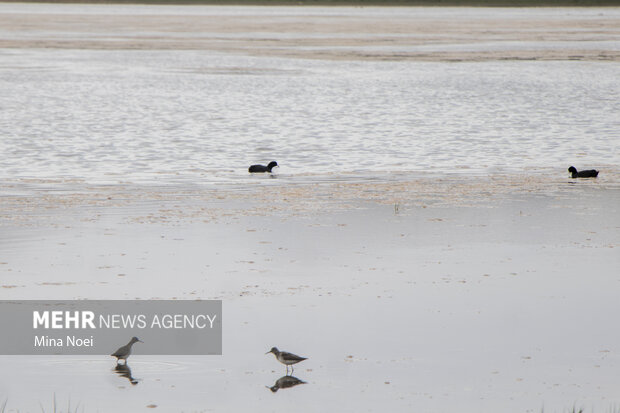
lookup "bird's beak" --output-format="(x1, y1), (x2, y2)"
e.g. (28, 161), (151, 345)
(265, 351), (271, 354)
(138, 340), (144, 343)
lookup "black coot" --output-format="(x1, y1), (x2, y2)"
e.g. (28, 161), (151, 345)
(249, 161), (278, 173)
(568, 166), (599, 178)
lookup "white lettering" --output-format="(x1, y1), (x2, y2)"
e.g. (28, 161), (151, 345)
(34, 335), (62, 346)
(33, 311), (49, 329)
(51, 311), (63, 329)
(66, 335), (94, 347)
(82, 311), (95, 329)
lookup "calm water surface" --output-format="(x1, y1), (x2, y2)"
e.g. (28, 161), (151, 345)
(1, 6), (620, 412)
(0, 20), (618, 187)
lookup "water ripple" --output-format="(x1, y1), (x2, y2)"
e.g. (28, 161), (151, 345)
(1, 50), (618, 186)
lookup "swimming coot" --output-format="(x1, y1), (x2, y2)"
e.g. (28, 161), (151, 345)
(568, 166), (599, 178)
(249, 161), (278, 173)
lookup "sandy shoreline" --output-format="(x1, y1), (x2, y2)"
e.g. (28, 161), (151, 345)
(2, 171), (620, 225)
(1, 4), (619, 61)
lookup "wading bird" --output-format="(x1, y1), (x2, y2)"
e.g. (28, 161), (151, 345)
(111, 337), (143, 364)
(266, 347), (307, 374)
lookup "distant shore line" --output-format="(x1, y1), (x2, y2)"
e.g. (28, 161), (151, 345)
(2, 0), (620, 7)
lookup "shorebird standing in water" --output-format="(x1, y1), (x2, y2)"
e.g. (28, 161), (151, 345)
(111, 337), (143, 364)
(266, 347), (307, 374)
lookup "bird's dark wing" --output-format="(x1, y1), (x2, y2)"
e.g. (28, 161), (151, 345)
(249, 165), (267, 173)
(111, 346), (125, 357)
(281, 351), (307, 361)
(579, 169), (599, 177)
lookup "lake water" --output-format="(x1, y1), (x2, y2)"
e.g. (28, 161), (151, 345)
(1, 5), (620, 413)
(0, 4), (619, 188)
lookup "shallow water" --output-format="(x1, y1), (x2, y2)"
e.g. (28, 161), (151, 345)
(0, 5), (619, 186)
(1, 5), (619, 413)
(0, 187), (619, 413)
(1, 50), (618, 185)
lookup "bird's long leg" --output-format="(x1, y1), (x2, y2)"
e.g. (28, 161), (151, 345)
(291, 365), (294, 374)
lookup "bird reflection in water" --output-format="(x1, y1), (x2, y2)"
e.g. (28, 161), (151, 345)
(266, 375), (306, 393)
(114, 363), (139, 385)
